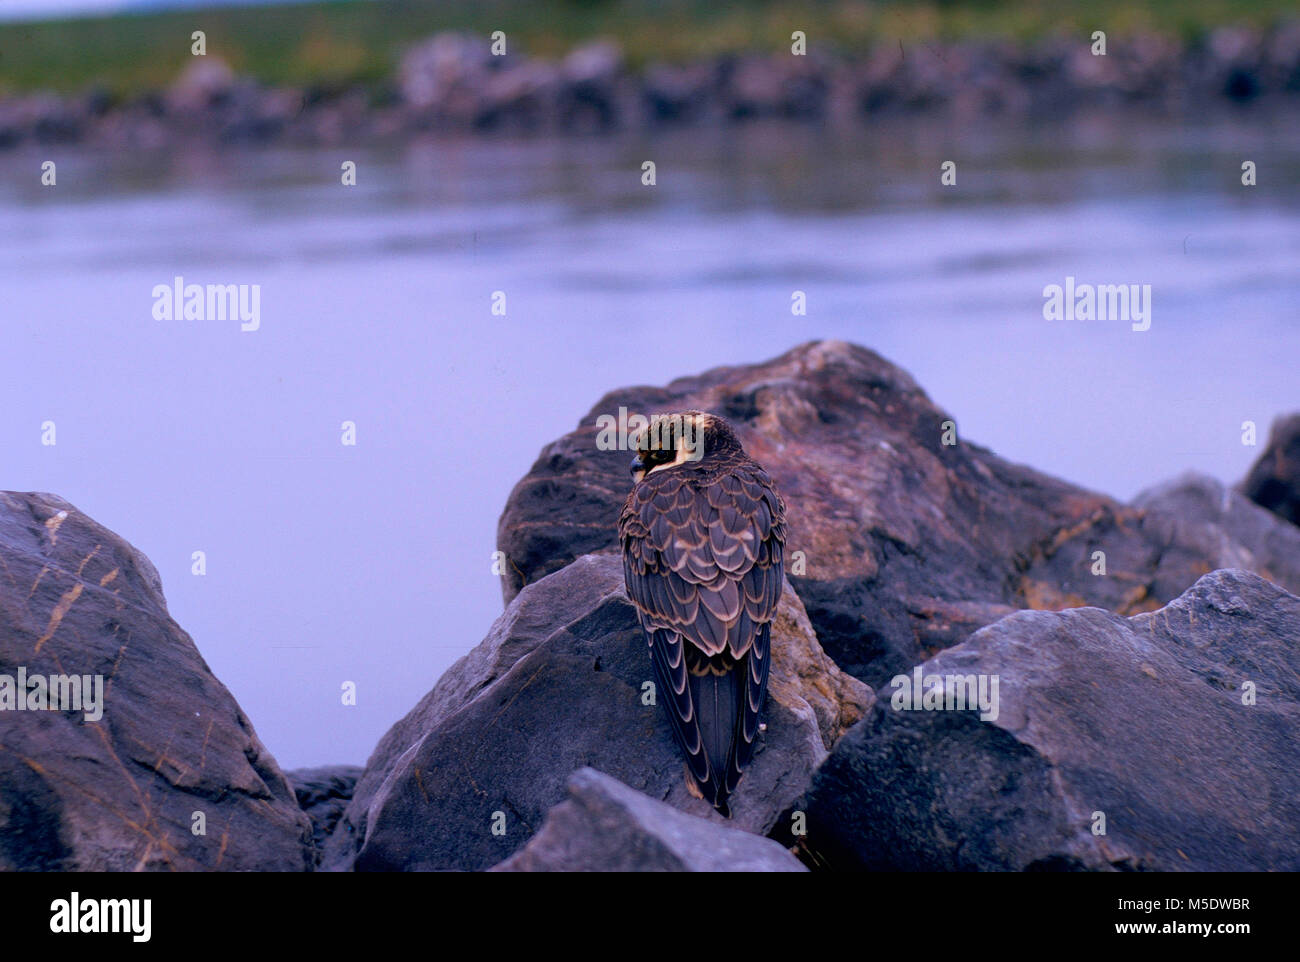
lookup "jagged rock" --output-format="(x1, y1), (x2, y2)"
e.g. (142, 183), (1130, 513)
(478, 60), (561, 130)
(335, 552), (869, 871)
(0, 491), (313, 871)
(1267, 22), (1300, 91)
(562, 40), (624, 86)
(5, 27), (1300, 154)
(1240, 413), (1300, 527)
(166, 57), (237, 113)
(642, 62), (715, 121)
(557, 39), (626, 130)
(495, 340), (1300, 691)
(1134, 472), (1300, 593)
(491, 768), (806, 872)
(287, 765), (363, 869)
(1209, 27), (1266, 100)
(722, 55), (827, 118)
(800, 569), (1300, 871)
(398, 33), (492, 110)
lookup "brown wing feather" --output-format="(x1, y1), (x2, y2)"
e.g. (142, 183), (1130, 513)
(645, 626), (712, 789)
(724, 621), (771, 796)
(620, 465), (785, 658)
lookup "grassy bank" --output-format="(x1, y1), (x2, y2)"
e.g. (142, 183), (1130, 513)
(1, 0), (1295, 97)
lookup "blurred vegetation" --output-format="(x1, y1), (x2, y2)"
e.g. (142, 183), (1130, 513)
(0, 0), (1295, 97)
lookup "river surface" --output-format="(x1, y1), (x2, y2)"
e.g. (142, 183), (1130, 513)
(2, 109), (1297, 766)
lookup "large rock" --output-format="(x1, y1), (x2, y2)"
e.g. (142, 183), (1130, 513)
(398, 32), (493, 115)
(1240, 413), (1300, 527)
(1134, 472), (1300, 593)
(166, 57), (237, 113)
(287, 765), (363, 870)
(335, 552), (869, 871)
(491, 768), (806, 872)
(800, 569), (1300, 871)
(496, 340), (1300, 690)
(0, 492), (313, 871)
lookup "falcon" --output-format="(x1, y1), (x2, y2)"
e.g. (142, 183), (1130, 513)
(618, 411), (786, 816)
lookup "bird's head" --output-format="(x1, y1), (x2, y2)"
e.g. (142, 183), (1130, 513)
(628, 410), (741, 483)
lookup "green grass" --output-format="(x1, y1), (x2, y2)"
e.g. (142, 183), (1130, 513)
(0, 0), (1295, 98)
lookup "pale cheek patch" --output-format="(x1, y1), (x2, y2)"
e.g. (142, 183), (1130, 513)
(647, 443), (698, 475)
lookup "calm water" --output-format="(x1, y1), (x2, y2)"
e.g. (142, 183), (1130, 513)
(2, 109), (1297, 768)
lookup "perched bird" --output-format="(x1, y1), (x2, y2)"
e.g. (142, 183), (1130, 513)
(619, 411), (786, 816)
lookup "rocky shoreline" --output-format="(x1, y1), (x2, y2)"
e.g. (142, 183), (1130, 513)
(4, 26), (1300, 151)
(3, 340), (1299, 871)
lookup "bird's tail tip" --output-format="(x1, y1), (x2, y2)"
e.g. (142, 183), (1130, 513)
(684, 765), (733, 817)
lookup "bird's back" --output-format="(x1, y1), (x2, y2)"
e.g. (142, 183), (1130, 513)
(620, 443), (786, 814)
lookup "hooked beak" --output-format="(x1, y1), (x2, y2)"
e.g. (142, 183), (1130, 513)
(629, 453), (645, 481)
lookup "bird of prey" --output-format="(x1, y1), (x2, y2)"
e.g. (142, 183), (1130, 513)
(619, 411), (786, 816)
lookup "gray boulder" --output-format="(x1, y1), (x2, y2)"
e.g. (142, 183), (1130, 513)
(335, 552), (869, 871)
(800, 569), (1300, 871)
(398, 32), (493, 115)
(491, 767), (807, 872)
(1134, 471), (1300, 593)
(0, 491), (313, 871)
(166, 57), (238, 114)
